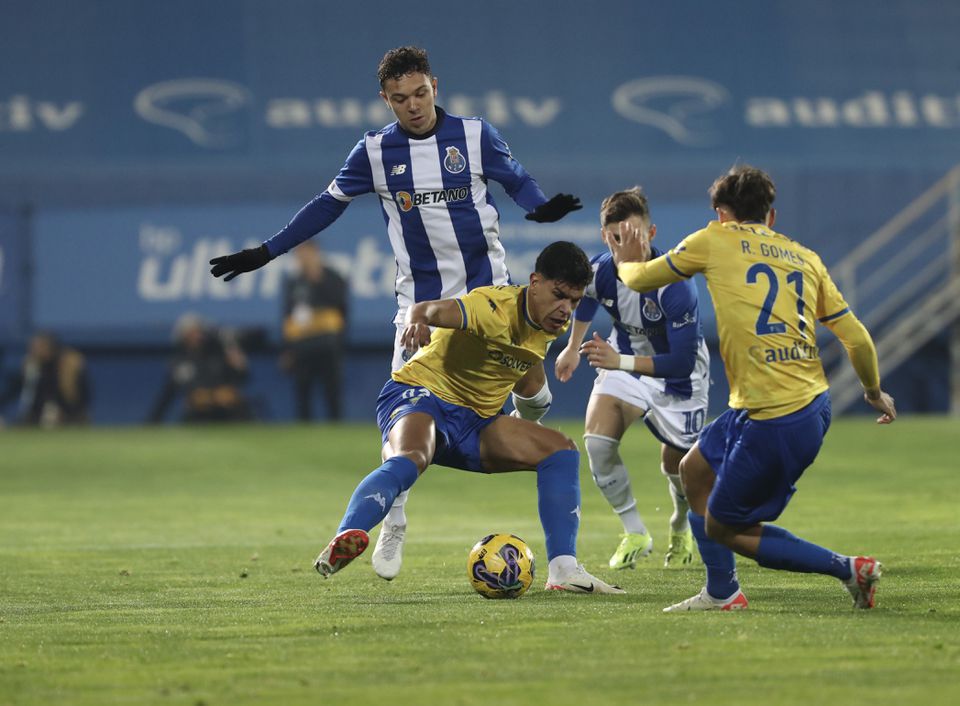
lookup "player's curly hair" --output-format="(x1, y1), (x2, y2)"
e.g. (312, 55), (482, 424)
(378, 46), (432, 87)
(709, 164), (776, 223)
(600, 186), (651, 227)
(534, 241), (593, 288)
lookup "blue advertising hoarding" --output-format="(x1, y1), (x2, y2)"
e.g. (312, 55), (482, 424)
(32, 199), (719, 346)
(2, 0), (958, 349)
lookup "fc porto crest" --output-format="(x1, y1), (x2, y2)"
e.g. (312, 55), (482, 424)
(443, 146), (466, 174)
(642, 297), (663, 322)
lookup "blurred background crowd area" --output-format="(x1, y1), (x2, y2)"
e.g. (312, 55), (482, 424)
(1, 1), (957, 425)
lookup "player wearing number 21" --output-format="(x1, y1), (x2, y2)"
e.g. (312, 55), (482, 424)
(604, 164), (897, 612)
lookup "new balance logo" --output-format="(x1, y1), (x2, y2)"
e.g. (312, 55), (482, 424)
(390, 164), (407, 176)
(364, 493), (387, 511)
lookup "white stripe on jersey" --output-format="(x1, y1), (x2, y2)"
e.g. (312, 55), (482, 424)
(611, 279), (657, 358)
(464, 119), (509, 285)
(410, 135), (468, 300)
(366, 134), (415, 306)
(327, 180), (354, 202)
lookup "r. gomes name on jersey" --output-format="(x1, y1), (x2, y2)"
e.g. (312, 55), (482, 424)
(395, 186), (470, 212)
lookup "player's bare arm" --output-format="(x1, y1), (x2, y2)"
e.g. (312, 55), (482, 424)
(555, 317), (591, 382)
(580, 332), (656, 375)
(401, 299), (464, 352)
(514, 362), (547, 397)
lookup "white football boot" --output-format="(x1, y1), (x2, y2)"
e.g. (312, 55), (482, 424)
(663, 586), (748, 612)
(372, 521), (406, 580)
(545, 564), (625, 594)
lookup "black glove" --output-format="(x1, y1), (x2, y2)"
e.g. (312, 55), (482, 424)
(209, 244), (272, 282)
(524, 193), (583, 223)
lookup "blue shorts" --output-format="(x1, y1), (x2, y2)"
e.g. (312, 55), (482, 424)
(699, 392), (832, 526)
(376, 380), (501, 473)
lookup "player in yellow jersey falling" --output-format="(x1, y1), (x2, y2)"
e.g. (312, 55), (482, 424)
(314, 241), (623, 594)
(605, 165), (896, 611)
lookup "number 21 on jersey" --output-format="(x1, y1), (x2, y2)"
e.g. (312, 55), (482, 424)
(746, 264), (808, 338)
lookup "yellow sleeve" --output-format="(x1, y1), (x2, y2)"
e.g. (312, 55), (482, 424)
(459, 288), (510, 339)
(618, 229), (709, 292)
(814, 260), (851, 321)
(822, 312), (881, 391)
(618, 256), (683, 292)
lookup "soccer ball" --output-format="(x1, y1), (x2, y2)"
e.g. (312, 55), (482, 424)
(467, 533), (536, 599)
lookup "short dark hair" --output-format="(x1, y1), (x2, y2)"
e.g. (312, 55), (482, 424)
(600, 186), (651, 227)
(377, 46), (432, 87)
(534, 241), (593, 289)
(709, 164), (776, 223)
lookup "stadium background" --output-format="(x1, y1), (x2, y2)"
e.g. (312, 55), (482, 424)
(1, 0), (957, 424)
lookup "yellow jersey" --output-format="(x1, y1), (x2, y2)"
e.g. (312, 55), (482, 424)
(392, 285), (562, 418)
(619, 220), (875, 418)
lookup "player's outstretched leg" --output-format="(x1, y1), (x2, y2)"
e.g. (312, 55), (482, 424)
(584, 434), (652, 570)
(666, 510), (745, 611)
(753, 524), (881, 608)
(534, 448), (625, 595)
(314, 456), (419, 578)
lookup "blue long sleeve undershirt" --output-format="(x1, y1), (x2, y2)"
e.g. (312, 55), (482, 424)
(264, 192), (349, 258)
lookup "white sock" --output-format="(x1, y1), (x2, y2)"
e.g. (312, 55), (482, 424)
(385, 489), (408, 527)
(585, 434), (646, 535)
(663, 469), (690, 532)
(548, 554), (578, 582)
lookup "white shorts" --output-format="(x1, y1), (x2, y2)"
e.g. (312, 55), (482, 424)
(592, 369), (709, 451)
(390, 309), (436, 373)
(391, 321), (416, 373)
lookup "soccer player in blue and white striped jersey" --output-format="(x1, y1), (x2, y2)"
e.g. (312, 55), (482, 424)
(211, 46), (580, 366)
(210, 46), (581, 579)
(555, 188), (709, 572)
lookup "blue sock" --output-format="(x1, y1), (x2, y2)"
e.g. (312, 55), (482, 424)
(536, 449), (580, 560)
(756, 524), (851, 580)
(689, 511), (739, 599)
(337, 457), (420, 533)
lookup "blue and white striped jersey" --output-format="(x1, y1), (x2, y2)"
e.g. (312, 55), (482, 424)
(575, 249), (710, 399)
(265, 108), (548, 309)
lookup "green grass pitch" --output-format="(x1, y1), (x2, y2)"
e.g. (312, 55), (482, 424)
(1, 418), (958, 705)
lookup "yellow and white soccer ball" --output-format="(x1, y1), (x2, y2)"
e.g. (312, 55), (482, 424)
(467, 533), (536, 599)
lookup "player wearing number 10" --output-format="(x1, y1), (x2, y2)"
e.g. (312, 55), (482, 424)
(605, 165), (897, 612)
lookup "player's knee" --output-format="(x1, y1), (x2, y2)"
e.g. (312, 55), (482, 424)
(536, 429), (577, 461)
(554, 431), (577, 453)
(704, 513), (735, 545)
(393, 450), (430, 473)
(584, 434), (621, 485)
